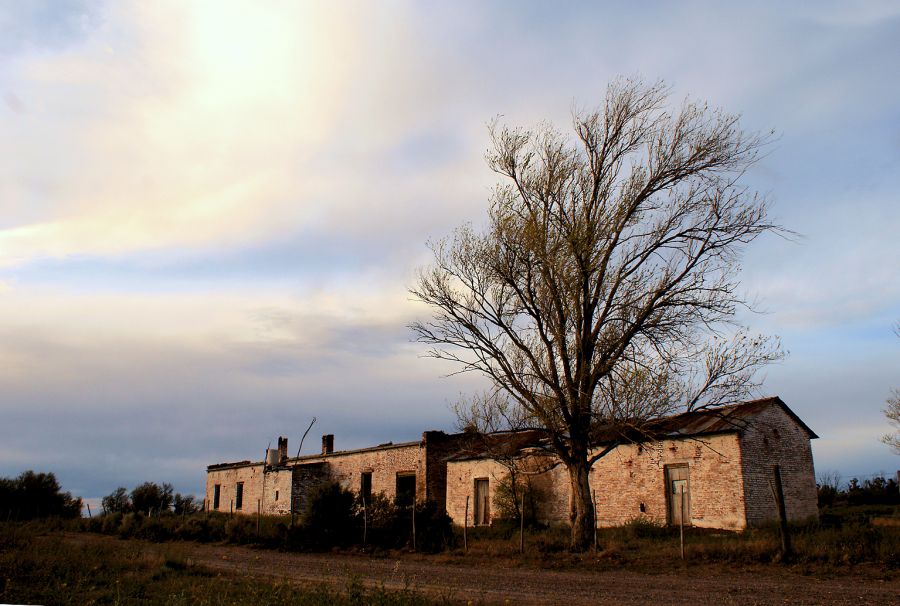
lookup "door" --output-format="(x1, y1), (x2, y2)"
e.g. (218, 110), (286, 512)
(474, 478), (490, 526)
(666, 465), (691, 525)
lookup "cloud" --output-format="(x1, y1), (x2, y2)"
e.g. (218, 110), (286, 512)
(0, 1), (898, 500)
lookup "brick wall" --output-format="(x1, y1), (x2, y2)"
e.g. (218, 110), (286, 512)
(205, 463), (264, 514)
(446, 434), (747, 530)
(739, 404), (818, 525)
(317, 443), (422, 503)
(445, 459), (507, 527)
(592, 433), (746, 529)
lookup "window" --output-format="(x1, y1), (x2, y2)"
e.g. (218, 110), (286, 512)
(395, 473), (415, 507)
(213, 484), (221, 510)
(235, 482), (244, 510)
(360, 472), (372, 503)
(275, 490), (279, 501)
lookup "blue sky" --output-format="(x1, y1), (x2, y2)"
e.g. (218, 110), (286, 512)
(0, 0), (898, 505)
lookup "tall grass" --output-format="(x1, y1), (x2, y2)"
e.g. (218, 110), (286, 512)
(0, 522), (454, 605)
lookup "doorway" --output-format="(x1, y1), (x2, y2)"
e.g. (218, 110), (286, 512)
(665, 465), (691, 526)
(474, 478), (490, 526)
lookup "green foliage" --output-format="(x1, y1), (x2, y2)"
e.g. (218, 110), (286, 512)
(102, 486), (132, 513)
(492, 472), (545, 528)
(818, 475), (900, 510)
(131, 481), (174, 515)
(173, 492), (200, 515)
(0, 471), (81, 520)
(301, 480), (358, 548)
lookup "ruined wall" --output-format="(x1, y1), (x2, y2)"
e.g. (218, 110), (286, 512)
(445, 433), (747, 530)
(739, 404), (818, 526)
(310, 443), (422, 503)
(205, 463), (264, 514)
(445, 459), (507, 527)
(591, 433), (746, 530)
(261, 467), (293, 515)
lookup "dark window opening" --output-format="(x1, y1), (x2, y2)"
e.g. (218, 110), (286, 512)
(235, 482), (244, 510)
(213, 484), (221, 510)
(275, 490), (279, 501)
(361, 472), (373, 503)
(395, 473), (415, 507)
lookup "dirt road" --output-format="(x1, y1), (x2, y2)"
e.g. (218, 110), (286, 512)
(74, 534), (898, 605)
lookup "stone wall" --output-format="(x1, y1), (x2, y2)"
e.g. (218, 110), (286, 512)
(739, 404), (818, 526)
(314, 443), (422, 503)
(445, 458), (507, 527)
(205, 463), (264, 514)
(446, 433), (748, 530)
(591, 433), (746, 529)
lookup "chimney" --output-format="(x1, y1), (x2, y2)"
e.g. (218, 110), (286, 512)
(277, 436), (288, 464)
(322, 434), (334, 455)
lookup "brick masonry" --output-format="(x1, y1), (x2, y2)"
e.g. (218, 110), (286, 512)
(206, 400), (817, 531)
(444, 400), (817, 530)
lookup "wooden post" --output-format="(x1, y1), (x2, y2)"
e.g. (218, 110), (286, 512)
(230, 500), (234, 517)
(256, 499), (261, 537)
(679, 486), (685, 560)
(464, 496), (469, 553)
(770, 465), (792, 559)
(519, 491), (525, 554)
(412, 499), (416, 551)
(362, 497), (367, 547)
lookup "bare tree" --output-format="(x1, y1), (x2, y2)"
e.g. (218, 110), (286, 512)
(882, 322), (900, 454)
(411, 79), (784, 550)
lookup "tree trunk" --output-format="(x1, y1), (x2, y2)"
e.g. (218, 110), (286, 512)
(568, 459), (595, 550)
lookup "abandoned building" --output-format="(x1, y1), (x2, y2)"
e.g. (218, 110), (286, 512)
(205, 396), (818, 530)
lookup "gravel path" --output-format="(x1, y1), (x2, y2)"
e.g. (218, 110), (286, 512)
(74, 534), (899, 605)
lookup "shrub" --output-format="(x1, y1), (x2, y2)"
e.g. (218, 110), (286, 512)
(131, 482), (174, 515)
(412, 500), (455, 553)
(173, 493), (200, 515)
(0, 471), (81, 520)
(301, 481), (358, 549)
(102, 487), (132, 514)
(493, 471), (546, 528)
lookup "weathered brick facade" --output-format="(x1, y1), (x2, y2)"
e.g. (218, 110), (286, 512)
(443, 398), (818, 530)
(205, 432), (468, 517)
(206, 398), (817, 531)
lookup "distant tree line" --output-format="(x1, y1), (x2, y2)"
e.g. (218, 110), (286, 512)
(817, 473), (899, 508)
(0, 471), (82, 520)
(102, 482), (199, 516)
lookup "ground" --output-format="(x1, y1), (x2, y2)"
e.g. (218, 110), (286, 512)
(57, 533), (900, 605)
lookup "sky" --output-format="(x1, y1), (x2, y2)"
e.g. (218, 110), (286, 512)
(0, 0), (898, 507)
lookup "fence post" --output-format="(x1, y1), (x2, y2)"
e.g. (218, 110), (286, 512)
(519, 492), (525, 554)
(362, 497), (367, 547)
(86, 503), (92, 518)
(770, 465), (792, 559)
(230, 500), (234, 518)
(679, 487), (685, 560)
(411, 503), (416, 552)
(464, 495), (469, 553)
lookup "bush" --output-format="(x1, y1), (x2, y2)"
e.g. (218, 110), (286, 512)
(412, 500), (455, 553)
(0, 471), (81, 520)
(131, 482), (174, 515)
(102, 487), (132, 514)
(301, 481), (358, 549)
(493, 471), (546, 528)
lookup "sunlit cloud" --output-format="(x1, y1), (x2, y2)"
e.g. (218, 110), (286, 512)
(0, 1), (898, 499)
